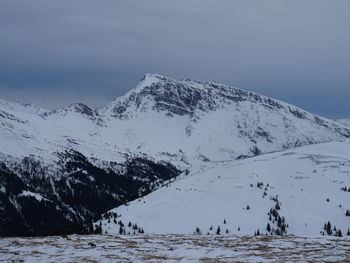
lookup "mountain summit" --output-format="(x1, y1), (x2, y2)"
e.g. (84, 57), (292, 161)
(100, 74), (350, 162)
(1, 73), (350, 165)
(0, 74), (349, 236)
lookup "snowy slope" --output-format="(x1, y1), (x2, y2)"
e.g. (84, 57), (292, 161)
(337, 119), (350, 128)
(1, 73), (350, 236)
(97, 139), (350, 237)
(99, 74), (350, 164)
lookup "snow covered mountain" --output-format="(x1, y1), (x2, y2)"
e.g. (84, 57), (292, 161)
(1, 73), (350, 236)
(99, 74), (350, 163)
(96, 139), (350, 237)
(337, 119), (350, 128)
(1, 74), (350, 165)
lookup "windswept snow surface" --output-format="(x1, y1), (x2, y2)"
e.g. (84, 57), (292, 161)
(0, 234), (349, 263)
(98, 139), (350, 237)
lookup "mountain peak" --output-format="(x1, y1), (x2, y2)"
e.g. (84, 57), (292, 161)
(66, 103), (97, 115)
(135, 73), (234, 93)
(103, 73), (281, 118)
(136, 73), (167, 90)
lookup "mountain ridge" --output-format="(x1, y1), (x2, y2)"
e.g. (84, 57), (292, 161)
(1, 73), (350, 236)
(1, 73), (350, 171)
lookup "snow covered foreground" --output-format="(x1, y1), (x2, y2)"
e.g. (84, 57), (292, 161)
(97, 139), (350, 237)
(0, 234), (349, 263)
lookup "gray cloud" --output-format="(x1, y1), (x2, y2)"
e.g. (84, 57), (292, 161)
(0, 0), (349, 117)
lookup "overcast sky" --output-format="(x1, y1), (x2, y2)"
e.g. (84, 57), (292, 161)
(0, 0), (349, 118)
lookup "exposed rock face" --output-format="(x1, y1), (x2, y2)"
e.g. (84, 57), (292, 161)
(0, 73), (349, 236)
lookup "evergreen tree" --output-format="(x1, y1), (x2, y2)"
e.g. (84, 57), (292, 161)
(277, 216), (282, 227)
(337, 230), (343, 237)
(281, 224), (286, 233)
(119, 225), (124, 235)
(326, 221), (332, 235)
(275, 203), (280, 210)
(216, 226), (221, 235)
(94, 224), (102, 234)
(88, 222), (94, 233)
(346, 210), (350, 216)
(266, 223), (271, 232)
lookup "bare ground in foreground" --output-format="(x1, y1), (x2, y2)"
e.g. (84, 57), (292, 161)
(0, 234), (349, 263)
